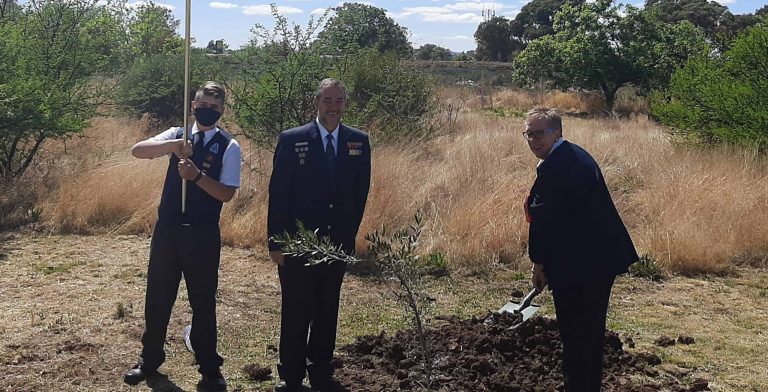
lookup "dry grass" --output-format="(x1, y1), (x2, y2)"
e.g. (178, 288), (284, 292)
(13, 88), (768, 274)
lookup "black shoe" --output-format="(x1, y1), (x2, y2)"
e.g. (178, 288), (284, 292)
(274, 379), (309, 392)
(197, 369), (227, 392)
(310, 378), (348, 392)
(123, 364), (157, 386)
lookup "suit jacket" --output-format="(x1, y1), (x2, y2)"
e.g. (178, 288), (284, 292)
(527, 141), (638, 290)
(268, 120), (371, 255)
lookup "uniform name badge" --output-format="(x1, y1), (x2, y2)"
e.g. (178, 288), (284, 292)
(347, 141), (363, 156)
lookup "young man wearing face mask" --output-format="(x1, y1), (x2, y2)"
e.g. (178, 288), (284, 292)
(124, 81), (241, 392)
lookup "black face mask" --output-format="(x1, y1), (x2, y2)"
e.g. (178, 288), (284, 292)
(194, 107), (222, 127)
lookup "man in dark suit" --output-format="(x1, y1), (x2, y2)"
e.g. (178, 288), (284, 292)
(524, 107), (638, 392)
(267, 78), (371, 392)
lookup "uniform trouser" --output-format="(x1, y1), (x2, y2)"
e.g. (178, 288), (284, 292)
(139, 222), (224, 375)
(277, 258), (347, 384)
(552, 275), (615, 392)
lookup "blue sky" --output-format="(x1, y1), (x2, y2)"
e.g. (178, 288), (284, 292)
(130, 0), (766, 52)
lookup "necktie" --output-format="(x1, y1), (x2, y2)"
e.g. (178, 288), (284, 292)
(325, 133), (336, 174)
(194, 133), (206, 158)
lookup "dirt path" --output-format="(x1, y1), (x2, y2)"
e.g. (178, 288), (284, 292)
(1, 233), (766, 391)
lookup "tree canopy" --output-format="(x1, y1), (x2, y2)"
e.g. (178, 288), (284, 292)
(414, 44), (453, 61)
(0, 0), (120, 180)
(474, 16), (518, 62)
(645, 0), (761, 51)
(510, 0), (584, 44)
(316, 3), (412, 58)
(126, 1), (182, 59)
(513, 0), (709, 110)
(651, 23), (768, 149)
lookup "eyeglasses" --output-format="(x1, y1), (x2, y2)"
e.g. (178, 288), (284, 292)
(522, 128), (558, 141)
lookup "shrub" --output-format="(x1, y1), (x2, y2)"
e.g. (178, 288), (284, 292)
(651, 23), (768, 150)
(339, 49), (439, 144)
(114, 50), (218, 124)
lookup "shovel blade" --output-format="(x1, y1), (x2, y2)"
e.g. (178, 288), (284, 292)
(498, 301), (540, 322)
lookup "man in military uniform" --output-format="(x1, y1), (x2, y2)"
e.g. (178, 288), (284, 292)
(124, 81), (241, 392)
(268, 78), (371, 392)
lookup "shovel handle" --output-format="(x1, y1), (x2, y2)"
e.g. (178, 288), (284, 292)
(519, 287), (541, 311)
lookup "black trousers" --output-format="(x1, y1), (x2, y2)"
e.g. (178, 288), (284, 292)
(277, 258), (347, 384)
(551, 276), (615, 392)
(139, 222), (224, 375)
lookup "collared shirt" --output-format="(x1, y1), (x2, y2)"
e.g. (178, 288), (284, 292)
(537, 137), (565, 167)
(316, 117), (338, 155)
(151, 122), (242, 188)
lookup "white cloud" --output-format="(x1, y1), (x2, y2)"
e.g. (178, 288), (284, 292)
(126, 1), (174, 10)
(311, 7), (330, 15)
(445, 35), (470, 39)
(394, 2), (509, 24)
(395, 7), (480, 23)
(210, 2), (238, 9)
(242, 5), (304, 15)
(446, 2), (503, 12)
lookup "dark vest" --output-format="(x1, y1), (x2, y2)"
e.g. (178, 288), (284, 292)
(157, 127), (229, 226)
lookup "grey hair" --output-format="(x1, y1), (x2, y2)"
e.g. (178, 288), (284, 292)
(314, 78), (347, 100)
(526, 106), (562, 130)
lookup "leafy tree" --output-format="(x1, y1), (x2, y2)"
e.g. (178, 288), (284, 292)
(115, 1), (220, 123)
(227, 6), (330, 149)
(510, 0), (584, 44)
(651, 23), (768, 149)
(414, 44), (453, 61)
(114, 50), (216, 124)
(0, 0), (120, 180)
(316, 2), (412, 58)
(474, 16), (517, 62)
(645, 0), (760, 51)
(126, 1), (183, 59)
(514, 0), (709, 110)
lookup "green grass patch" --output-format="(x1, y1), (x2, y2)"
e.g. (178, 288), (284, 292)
(483, 107), (527, 118)
(34, 260), (86, 275)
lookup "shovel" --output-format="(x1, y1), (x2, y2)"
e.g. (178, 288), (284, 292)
(498, 288), (541, 328)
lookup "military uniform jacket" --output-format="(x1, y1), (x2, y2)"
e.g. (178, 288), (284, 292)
(268, 120), (371, 254)
(527, 141), (638, 290)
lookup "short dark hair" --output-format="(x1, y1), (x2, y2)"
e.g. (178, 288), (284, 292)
(194, 81), (226, 104)
(314, 78), (347, 100)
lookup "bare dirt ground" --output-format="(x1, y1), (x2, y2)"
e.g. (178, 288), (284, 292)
(1, 232), (766, 392)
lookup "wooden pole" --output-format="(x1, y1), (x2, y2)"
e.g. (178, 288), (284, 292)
(181, 0), (191, 214)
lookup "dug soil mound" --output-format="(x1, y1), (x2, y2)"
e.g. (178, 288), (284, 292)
(333, 313), (708, 392)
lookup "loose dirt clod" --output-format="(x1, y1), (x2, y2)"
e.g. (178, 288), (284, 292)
(242, 363), (272, 382)
(655, 335), (676, 347)
(333, 314), (709, 391)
